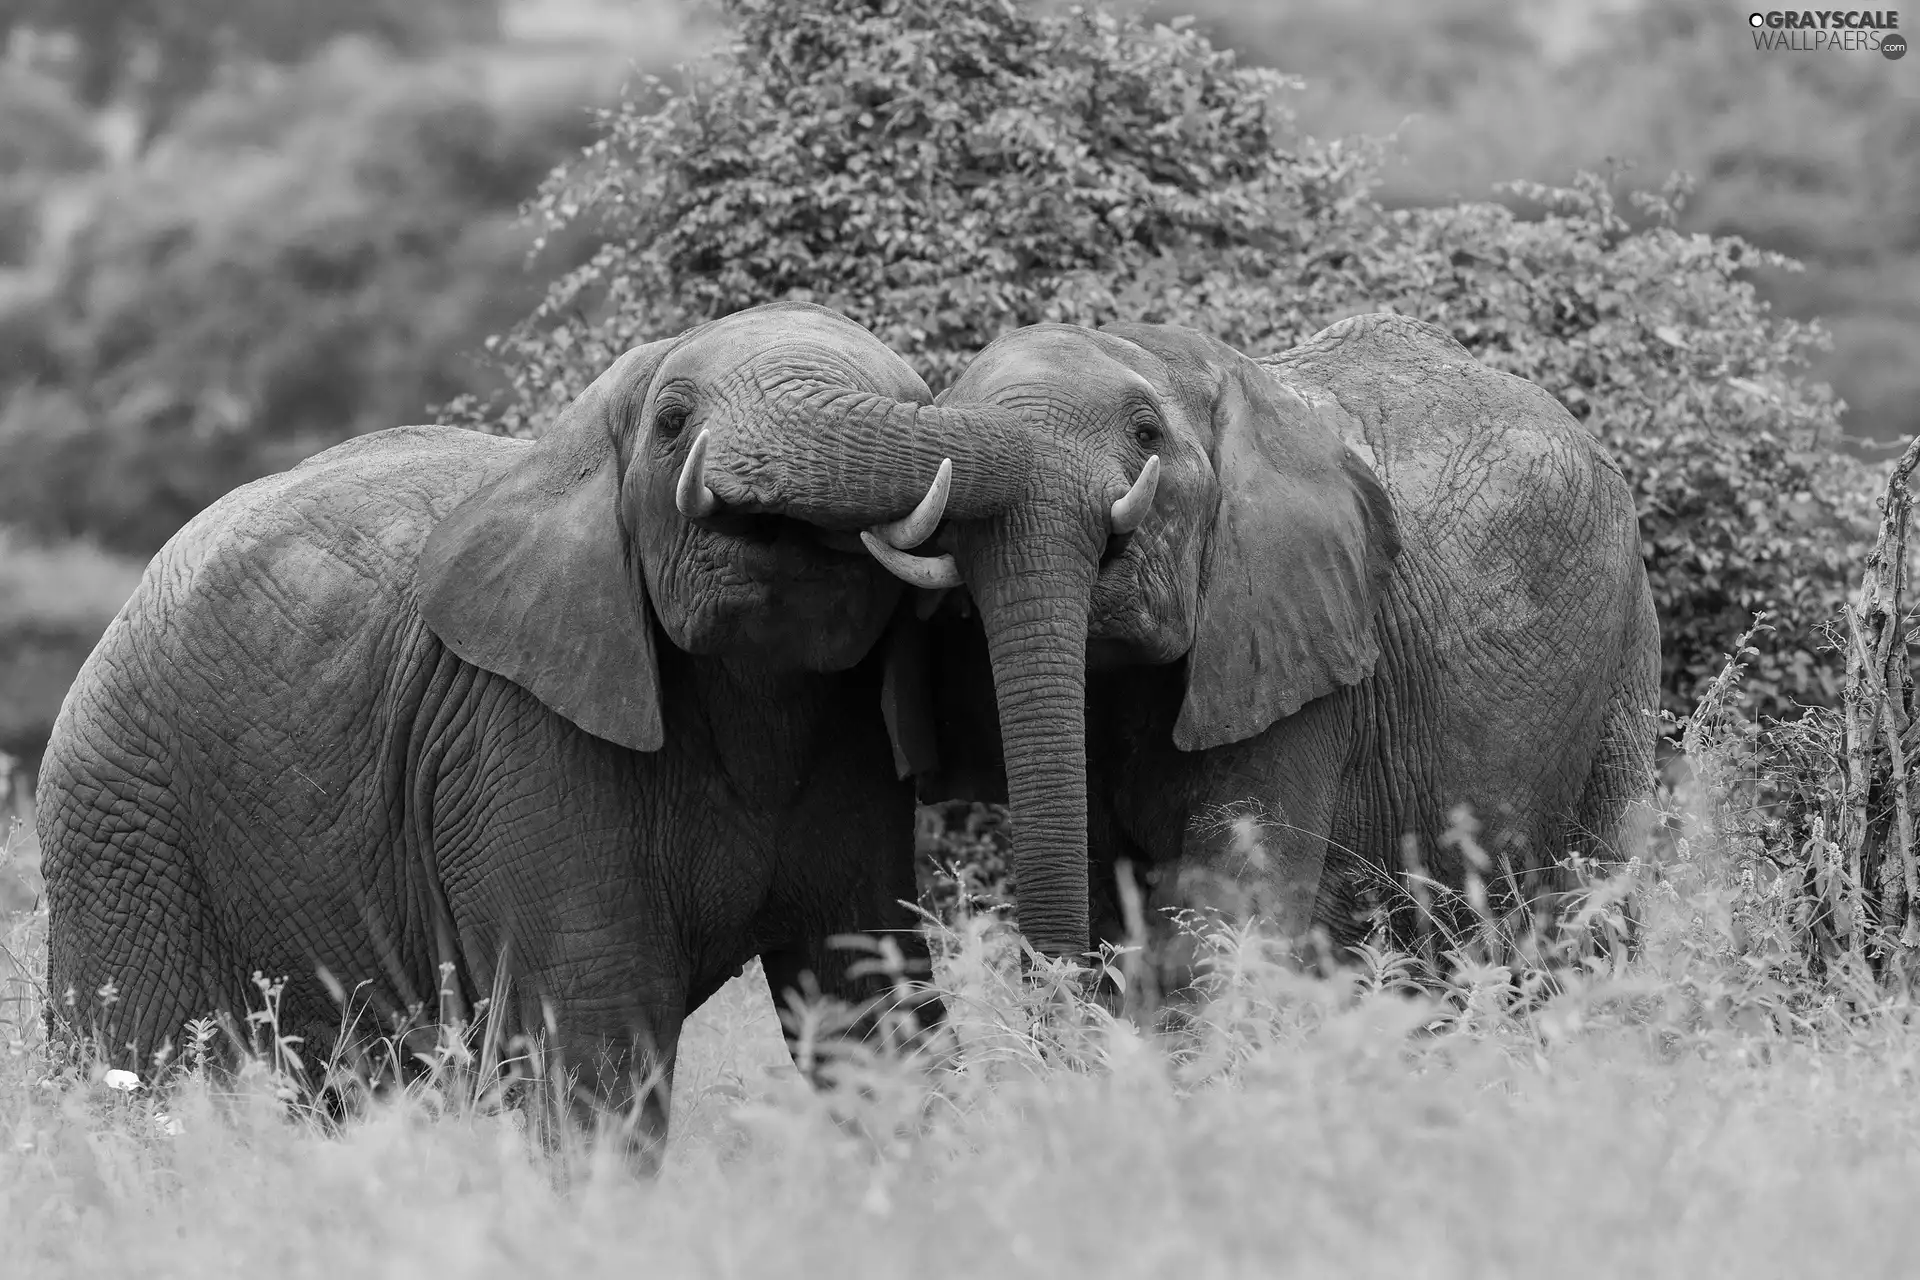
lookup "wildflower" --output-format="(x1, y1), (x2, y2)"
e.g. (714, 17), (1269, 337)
(860, 1178), (893, 1218)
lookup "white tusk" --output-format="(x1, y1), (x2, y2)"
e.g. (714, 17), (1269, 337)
(675, 427), (719, 519)
(873, 457), (953, 550)
(1109, 454), (1160, 535)
(860, 532), (963, 589)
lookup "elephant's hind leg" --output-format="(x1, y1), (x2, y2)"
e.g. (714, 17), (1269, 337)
(39, 763), (230, 1075)
(1563, 581), (1661, 946)
(1570, 581), (1660, 868)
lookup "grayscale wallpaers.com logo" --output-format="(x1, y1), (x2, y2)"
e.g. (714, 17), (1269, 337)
(1748, 10), (1906, 57)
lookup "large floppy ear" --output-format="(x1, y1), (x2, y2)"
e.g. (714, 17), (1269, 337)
(1172, 351), (1400, 751)
(416, 339), (678, 752)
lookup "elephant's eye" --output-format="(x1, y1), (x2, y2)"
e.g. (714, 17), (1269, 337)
(654, 406), (689, 439)
(1129, 406), (1163, 448)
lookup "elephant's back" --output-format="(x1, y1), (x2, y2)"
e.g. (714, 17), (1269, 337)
(128, 425), (518, 651)
(166, 424), (522, 574)
(1259, 312), (1639, 600)
(1263, 314), (1626, 500)
(42, 424), (523, 815)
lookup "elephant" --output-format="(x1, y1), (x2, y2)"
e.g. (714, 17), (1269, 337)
(35, 300), (1036, 1162)
(859, 312), (1660, 975)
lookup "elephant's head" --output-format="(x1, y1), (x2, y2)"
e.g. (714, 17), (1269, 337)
(414, 301), (1027, 753)
(863, 323), (1401, 958)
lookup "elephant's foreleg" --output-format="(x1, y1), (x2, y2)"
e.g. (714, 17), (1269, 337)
(1161, 692), (1357, 987)
(766, 744), (947, 1078)
(499, 982), (683, 1174)
(452, 891), (689, 1171)
(38, 752), (233, 1075)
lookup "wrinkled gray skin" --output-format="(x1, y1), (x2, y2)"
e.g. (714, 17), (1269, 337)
(37, 301), (1029, 1164)
(870, 313), (1659, 970)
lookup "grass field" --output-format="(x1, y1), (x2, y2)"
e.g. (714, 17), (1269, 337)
(5, 799), (1920, 1280)
(4, 4), (1915, 1271)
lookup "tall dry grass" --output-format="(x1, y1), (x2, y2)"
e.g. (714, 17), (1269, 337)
(5, 643), (1920, 1277)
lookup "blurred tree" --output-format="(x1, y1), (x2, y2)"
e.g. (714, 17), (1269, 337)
(1143, 0), (1920, 449)
(448, 0), (1870, 723)
(0, 38), (610, 553)
(450, 0), (1338, 423)
(0, 0), (502, 146)
(0, 63), (99, 265)
(1135, 0), (1544, 111)
(0, 61), (98, 173)
(1577, 0), (1920, 450)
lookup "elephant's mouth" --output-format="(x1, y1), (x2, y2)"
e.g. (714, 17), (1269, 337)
(696, 511), (872, 559)
(674, 427), (955, 567)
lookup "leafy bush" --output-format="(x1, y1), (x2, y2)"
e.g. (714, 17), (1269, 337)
(444, 0), (1341, 430)
(0, 37), (627, 555)
(450, 0), (1870, 724)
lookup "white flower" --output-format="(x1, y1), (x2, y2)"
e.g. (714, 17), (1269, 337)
(102, 1069), (141, 1092)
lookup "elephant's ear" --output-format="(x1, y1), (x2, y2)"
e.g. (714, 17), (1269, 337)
(1173, 352), (1400, 751)
(416, 340), (677, 752)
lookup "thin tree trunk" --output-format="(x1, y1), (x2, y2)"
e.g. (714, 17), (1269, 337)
(1839, 432), (1920, 954)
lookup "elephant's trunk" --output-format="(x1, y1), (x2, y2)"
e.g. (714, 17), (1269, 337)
(885, 459), (1163, 961)
(952, 515), (1101, 959)
(703, 389), (1034, 531)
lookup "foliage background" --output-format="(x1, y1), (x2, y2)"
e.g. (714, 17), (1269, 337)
(0, 0), (1913, 823)
(443, 0), (1888, 730)
(1, 7), (1917, 1256)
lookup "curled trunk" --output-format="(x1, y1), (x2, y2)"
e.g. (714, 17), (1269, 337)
(707, 390), (1033, 530)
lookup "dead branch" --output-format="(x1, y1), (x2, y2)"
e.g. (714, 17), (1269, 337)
(1839, 431), (1920, 952)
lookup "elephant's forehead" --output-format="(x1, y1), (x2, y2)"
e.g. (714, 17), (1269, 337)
(958, 330), (1157, 399)
(663, 312), (924, 398)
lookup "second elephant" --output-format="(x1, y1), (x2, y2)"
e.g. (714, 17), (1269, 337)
(871, 312), (1660, 969)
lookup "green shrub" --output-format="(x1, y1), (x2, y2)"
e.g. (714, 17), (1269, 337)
(444, 0), (1354, 430)
(449, 0), (1869, 724)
